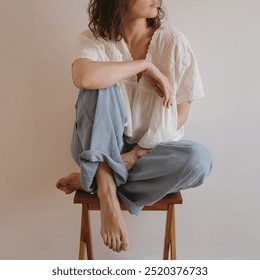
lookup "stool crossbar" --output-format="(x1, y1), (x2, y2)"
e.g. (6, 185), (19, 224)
(74, 190), (183, 260)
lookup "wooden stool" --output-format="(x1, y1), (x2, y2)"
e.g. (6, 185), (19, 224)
(74, 190), (183, 260)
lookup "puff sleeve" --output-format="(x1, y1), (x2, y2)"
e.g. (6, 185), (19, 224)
(173, 33), (205, 105)
(71, 29), (108, 64)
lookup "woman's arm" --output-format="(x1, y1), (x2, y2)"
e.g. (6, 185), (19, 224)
(72, 58), (173, 108)
(72, 58), (149, 89)
(177, 101), (191, 130)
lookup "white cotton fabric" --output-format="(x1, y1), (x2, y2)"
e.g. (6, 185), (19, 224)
(72, 21), (205, 148)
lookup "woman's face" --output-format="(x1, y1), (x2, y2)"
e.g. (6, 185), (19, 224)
(125, 0), (159, 19)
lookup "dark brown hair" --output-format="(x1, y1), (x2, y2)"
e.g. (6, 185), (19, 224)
(88, 0), (165, 41)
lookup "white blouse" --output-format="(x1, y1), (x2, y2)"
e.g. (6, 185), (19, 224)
(72, 21), (205, 148)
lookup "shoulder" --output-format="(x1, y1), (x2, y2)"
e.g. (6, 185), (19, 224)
(74, 28), (123, 62)
(155, 21), (192, 52)
(76, 29), (102, 45)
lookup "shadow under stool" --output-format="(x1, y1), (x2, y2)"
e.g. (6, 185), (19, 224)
(74, 190), (183, 260)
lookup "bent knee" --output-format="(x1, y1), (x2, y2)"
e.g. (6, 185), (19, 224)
(187, 142), (212, 181)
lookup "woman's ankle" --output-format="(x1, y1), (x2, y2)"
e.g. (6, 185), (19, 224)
(132, 145), (150, 158)
(96, 162), (117, 196)
(97, 183), (117, 198)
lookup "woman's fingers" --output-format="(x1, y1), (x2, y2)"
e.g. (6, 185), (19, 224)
(158, 79), (173, 108)
(151, 82), (164, 97)
(154, 82), (173, 108)
(163, 87), (173, 108)
(143, 63), (173, 108)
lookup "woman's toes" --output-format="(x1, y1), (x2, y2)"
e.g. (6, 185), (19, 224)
(58, 185), (69, 194)
(56, 184), (66, 191)
(107, 238), (112, 249)
(111, 237), (118, 252)
(121, 241), (128, 251)
(68, 185), (77, 194)
(116, 238), (121, 253)
(101, 233), (108, 246)
(64, 187), (73, 194)
(56, 173), (82, 193)
(56, 178), (64, 189)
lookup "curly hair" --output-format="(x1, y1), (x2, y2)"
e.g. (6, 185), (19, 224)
(88, 0), (165, 41)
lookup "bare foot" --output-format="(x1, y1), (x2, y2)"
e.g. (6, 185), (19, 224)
(56, 168), (129, 253)
(121, 145), (150, 171)
(96, 163), (129, 253)
(56, 172), (82, 194)
(98, 190), (129, 253)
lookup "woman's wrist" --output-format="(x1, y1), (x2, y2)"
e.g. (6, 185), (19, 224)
(141, 60), (152, 73)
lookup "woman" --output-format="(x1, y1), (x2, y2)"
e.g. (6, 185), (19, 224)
(56, 0), (212, 254)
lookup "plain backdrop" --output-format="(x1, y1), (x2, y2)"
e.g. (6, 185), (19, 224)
(0, 0), (259, 260)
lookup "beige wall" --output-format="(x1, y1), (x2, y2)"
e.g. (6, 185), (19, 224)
(0, 0), (259, 259)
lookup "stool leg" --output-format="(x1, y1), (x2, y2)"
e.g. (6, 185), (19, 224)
(79, 206), (86, 260)
(163, 204), (174, 260)
(170, 205), (177, 260)
(79, 204), (94, 260)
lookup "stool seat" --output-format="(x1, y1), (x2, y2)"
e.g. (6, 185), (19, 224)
(74, 190), (183, 260)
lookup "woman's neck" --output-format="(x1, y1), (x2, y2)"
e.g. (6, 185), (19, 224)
(121, 18), (148, 44)
(121, 18), (156, 62)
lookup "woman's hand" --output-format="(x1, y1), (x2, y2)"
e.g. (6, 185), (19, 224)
(142, 62), (173, 108)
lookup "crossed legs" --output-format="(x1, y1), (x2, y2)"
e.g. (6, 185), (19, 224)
(56, 145), (150, 253)
(56, 86), (212, 253)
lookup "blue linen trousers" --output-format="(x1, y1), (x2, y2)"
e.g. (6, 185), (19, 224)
(71, 85), (212, 215)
